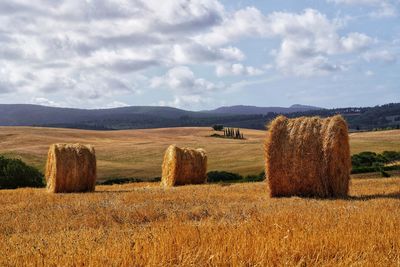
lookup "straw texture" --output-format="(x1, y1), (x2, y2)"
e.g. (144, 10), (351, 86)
(45, 144), (97, 193)
(161, 145), (207, 187)
(264, 115), (351, 198)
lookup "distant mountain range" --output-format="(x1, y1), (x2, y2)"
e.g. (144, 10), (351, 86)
(206, 104), (322, 114)
(0, 103), (399, 131)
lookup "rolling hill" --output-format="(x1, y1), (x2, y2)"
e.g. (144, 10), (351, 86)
(1, 126), (399, 181)
(0, 103), (399, 130)
(207, 104), (322, 114)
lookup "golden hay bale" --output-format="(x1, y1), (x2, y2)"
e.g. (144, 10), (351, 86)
(45, 144), (97, 193)
(161, 145), (207, 187)
(264, 115), (351, 198)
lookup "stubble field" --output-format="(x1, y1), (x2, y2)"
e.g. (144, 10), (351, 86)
(0, 177), (399, 266)
(0, 127), (399, 266)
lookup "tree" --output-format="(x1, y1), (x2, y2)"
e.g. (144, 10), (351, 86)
(212, 124), (224, 131)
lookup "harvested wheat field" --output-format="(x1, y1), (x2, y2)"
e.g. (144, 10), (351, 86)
(1, 127), (399, 181)
(0, 127), (399, 265)
(0, 175), (399, 266)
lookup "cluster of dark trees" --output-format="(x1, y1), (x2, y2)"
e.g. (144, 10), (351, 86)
(212, 125), (245, 139)
(223, 128), (244, 139)
(288, 103), (400, 131)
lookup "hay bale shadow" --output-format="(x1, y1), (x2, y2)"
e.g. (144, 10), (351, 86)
(345, 192), (400, 201)
(269, 192), (400, 201)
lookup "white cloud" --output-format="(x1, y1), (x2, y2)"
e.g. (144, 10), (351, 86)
(269, 9), (372, 76)
(0, 0), (387, 108)
(160, 95), (213, 108)
(151, 66), (220, 94)
(328, 0), (398, 18)
(30, 97), (62, 107)
(171, 43), (244, 64)
(0, 0), (228, 104)
(363, 50), (397, 63)
(105, 101), (130, 108)
(196, 8), (373, 76)
(194, 7), (268, 46)
(216, 64), (263, 77)
(341, 33), (373, 52)
(365, 70), (374, 76)
(329, 0), (381, 4)
(151, 66), (224, 108)
(219, 47), (246, 61)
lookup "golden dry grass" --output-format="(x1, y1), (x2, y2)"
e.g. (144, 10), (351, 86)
(0, 127), (400, 266)
(349, 129), (400, 154)
(0, 127), (266, 180)
(0, 175), (399, 266)
(1, 127), (399, 181)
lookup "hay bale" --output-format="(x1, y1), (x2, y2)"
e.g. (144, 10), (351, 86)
(45, 144), (97, 193)
(161, 145), (207, 187)
(264, 115), (351, 198)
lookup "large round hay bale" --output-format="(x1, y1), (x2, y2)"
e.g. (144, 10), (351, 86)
(264, 115), (351, 198)
(45, 144), (97, 193)
(161, 145), (207, 187)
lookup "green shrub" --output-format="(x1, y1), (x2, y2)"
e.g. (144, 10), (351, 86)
(380, 169), (391, 178)
(207, 171), (243, 182)
(243, 171), (265, 182)
(351, 151), (386, 167)
(0, 156), (44, 189)
(351, 165), (399, 174)
(381, 151), (400, 163)
(351, 150), (400, 174)
(100, 177), (161, 185)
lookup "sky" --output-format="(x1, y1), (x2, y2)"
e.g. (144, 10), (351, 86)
(0, 0), (399, 110)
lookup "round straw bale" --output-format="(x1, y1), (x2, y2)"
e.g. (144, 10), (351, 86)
(161, 145), (207, 187)
(45, 144), (97, 193)
(264, 115), (351, 198)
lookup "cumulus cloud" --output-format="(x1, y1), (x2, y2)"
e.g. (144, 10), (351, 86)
(341, 33), (373, 52)
(151, 66), (220, 93)
(151, 66), (224, 108)
(105, 101), (130, 108)
(363, 50), (397, 63)
(0, 0), (229, 104)
(0, 0), (383, 107)
(194, 7), (269, 46)
(328, 0), (398, 18)
(216, 64), (263, 77)
(270, 10), (372, 75)
(196, 8), (373, 76)
(171, 43), (245, 64)
(30, 97), (62, 107)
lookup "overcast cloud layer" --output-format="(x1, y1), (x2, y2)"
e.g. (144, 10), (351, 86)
(0, 0), (399, 109)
